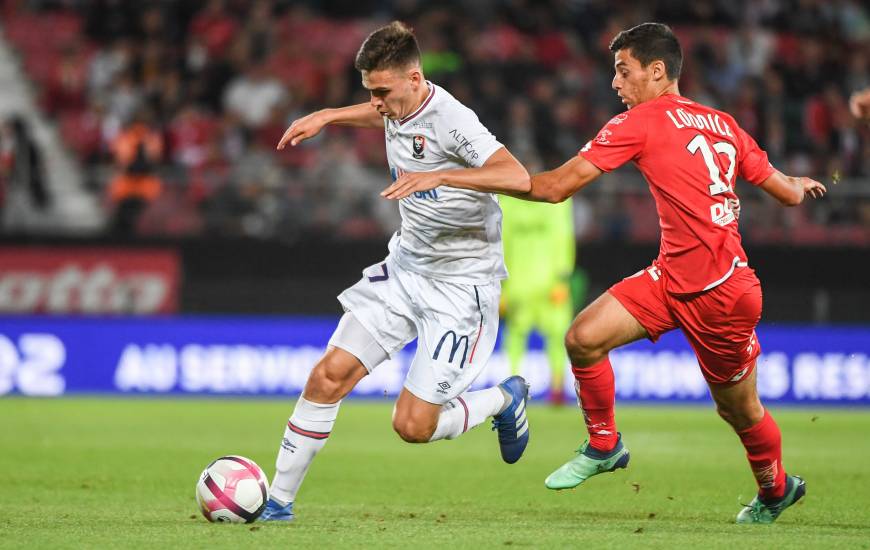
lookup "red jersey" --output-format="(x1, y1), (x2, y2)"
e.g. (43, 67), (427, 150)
(579, 94), (775, 294)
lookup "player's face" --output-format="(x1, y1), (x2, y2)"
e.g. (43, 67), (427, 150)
(611, 49), (653, 109)
(362, 67), (421, 120)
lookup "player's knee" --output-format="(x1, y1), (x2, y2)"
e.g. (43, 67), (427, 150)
(564, 324), (604, 366)
(392, 416), (435, 443)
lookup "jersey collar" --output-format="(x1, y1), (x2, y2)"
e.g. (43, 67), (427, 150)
(400, 81), (435, 125)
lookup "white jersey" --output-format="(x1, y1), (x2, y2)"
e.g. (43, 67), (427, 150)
(384, 81), (507, 284)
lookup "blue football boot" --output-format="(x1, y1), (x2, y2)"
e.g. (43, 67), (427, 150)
(258, 498), (294, 522)
(491, 375), (531, 464)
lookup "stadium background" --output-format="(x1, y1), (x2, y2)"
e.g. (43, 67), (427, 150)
(0, 0), (869, 546)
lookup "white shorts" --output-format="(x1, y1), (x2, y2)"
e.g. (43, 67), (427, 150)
(333, 257), (500, 404)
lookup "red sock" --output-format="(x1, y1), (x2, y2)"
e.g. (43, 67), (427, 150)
(572, 357), (617, 452)
(736, 409), (787, 500)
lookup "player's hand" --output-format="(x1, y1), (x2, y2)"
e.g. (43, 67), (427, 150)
(727, 198), (741, 220)
(849, 88), (870, 121)
(800, 177), (827, 200)
(276, 111), (328, 150)
(381, 171), (444, 200)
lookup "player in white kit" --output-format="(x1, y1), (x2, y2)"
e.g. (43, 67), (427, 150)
(260, 21), (533, 521)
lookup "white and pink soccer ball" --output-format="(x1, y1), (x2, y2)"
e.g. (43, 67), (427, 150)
(195, 455), (269, 523)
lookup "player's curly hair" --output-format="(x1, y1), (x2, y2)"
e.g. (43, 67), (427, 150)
(609, 22), (683, 80)
(354, 21), (421, 72)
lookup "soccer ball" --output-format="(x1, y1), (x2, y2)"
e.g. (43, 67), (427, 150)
(195, 455), (269, 523)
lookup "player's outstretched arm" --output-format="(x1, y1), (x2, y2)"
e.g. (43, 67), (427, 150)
(380, 147), (530, 199)
(759, 171), (827, 206)
(514, 155), (603, 203)
(277, 103), (383, 150)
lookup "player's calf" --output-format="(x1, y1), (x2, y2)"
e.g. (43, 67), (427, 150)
(571, 357), (618, 452)
(715, 401), (765, 432)
(267, 348), (364, 517)
(304, 351), (368, 403)
(425, 386), (512, 444)
(710, 376), (765, 432)
(268, 396), (341, 516)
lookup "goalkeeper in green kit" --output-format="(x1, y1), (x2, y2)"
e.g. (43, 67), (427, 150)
(500, 196), (585, 405)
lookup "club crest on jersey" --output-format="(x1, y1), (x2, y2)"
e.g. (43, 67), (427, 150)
(594, 129), (612, 145)
(412, 135), (426, 159)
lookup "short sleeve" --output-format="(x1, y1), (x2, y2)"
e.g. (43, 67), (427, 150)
(735, 124), (775, 186)
(440, 104), (503, 168)
(578, 110), (647, 172)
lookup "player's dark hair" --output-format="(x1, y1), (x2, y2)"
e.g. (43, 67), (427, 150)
(609, 22), (682, 80)
(354, 21), (421, 72)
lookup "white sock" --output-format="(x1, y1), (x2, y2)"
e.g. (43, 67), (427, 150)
(270, 396), (340, 505)
(429, 386), (508, 442)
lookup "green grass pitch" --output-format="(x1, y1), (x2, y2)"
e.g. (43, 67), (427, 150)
(2, 398), (869, 549)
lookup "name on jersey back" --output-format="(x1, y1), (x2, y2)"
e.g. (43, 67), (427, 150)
(665, 107), (734, 138)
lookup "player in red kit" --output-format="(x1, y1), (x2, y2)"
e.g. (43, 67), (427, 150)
(519, 23), (826, 524)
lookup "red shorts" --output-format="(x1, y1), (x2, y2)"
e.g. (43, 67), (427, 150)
(608, 261), (762, 385)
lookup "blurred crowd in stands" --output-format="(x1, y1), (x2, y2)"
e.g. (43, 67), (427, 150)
(1, 0), (868, 243)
